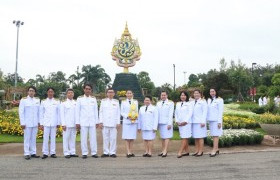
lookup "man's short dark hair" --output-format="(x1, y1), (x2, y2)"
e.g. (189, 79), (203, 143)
(28, 86), (37, 92)
(66, 88), (74, 93)
(46, 87), (55, 92)
(83, 83), (92, 90)
(145, 95), (152, 101)
(106, 88), (115, 93)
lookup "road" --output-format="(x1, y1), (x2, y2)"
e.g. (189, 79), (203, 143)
(0, 151), (279, 180)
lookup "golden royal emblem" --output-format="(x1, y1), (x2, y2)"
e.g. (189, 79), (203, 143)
(127, 102), (138, 123)
(111, 22), (141, 73)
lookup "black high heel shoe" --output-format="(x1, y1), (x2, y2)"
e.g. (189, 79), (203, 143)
(210, 150), (220, 157)
(158, 153), (163, 156)
(195, 152), (203, 157)
(192, 152), (198, 156)
(162, 153), (168, 158)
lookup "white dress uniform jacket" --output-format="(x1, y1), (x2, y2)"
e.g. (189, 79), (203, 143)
(19, 96), (40, 127)
(175, 101), (193, 124)
(191, 98), (207, 124)
(75, 95), (98, 127)
(207, 97), (224, 123)
(99, 98), (120, 127)
(121, 99), (139, 124)
(156, 99), (174, 125)
(60, 98), (76, 127)
(39, 98), (60, 126)
(138, 105), (158, 131)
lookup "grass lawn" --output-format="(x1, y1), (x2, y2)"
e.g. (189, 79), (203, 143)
(0, 134), (81, 143)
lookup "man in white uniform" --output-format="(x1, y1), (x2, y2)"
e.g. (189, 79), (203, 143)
(40, 87), (60, 159)
(60, 88), (78, 158)
(99, 88), (121, 158)
(76, 84), (99, 159)
(156, 91), (174, 157)
(19, 86), (40, 160)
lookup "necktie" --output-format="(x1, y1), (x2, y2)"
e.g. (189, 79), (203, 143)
(211, 98), (214, 103)
(145, 106), (148, 112)
(162, 101), (165, 105)
(129, 100), (131, 104)
(181, 102), (183, 107)
(195, 100), (197, 105)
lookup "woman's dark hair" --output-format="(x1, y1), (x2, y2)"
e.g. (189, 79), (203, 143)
(193, 89), (203, 97)
(209, 88), (219, 98)
(28, 86), (37, 92)
(179, 91), (189, 102)
(83, 83), (92, 90)
(145, 95), (152, 101)
(126, 89), (133, 93)
(46, 87), (55, 92)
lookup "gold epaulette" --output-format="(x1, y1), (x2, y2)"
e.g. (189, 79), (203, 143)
(22, 97), (27, 99)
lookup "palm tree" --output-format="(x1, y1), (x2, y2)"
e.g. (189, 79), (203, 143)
(80, 65), (111, 93)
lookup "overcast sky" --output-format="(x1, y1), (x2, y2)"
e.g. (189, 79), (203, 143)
(1, 0), (280, 86)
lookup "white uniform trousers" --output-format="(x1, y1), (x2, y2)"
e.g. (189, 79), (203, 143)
(24, 127), (38, 156)
(63, 127), (77, 156)
(80, 126), (97, 156)
(102, 127), (117, 155)
(42, 126), (57, 155)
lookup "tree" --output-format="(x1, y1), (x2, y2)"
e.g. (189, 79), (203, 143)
(187, 74), (201, 87)
(137, 71), (155, 94)
(272, 73), (280, 86)
(80, 65), (111, 93)
(4, 73), (24, 86)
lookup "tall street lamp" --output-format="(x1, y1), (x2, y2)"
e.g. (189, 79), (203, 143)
(251, 62), (257, 102)
(12, 20), (24, 100)
(173, 64), (176, 91)
(183, 71), (187, 84)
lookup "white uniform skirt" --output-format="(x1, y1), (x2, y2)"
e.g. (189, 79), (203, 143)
(209, 121), (223, 137)
(142, 130), (156, 140)
(179, 123), (192, 139)
(192, 123), (207, 138)
(122, 123), (138, 140)
(159, 124), (173, 139)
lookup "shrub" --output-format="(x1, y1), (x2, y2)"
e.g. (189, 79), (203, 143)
(257, 113), (280, 124)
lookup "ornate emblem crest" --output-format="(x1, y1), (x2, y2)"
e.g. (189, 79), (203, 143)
(111, 22), (141, 73)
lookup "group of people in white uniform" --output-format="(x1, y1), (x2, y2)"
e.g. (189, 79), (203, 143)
(19, 84), (224, 160)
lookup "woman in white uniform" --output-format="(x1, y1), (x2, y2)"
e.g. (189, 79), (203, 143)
(138, 96), (158, 157)
(156, 91), (174, 157)
(175, 91), (193, 158)
(121, 90), (139, 158)
(191, 89), (207, 157)
(207, 88), (224, 157)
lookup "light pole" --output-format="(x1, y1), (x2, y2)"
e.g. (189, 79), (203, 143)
(12, 20), (24, 100)
(173, 64), (176, 91)
(251, 62), (257, 102)
(183, 71), (187, 84)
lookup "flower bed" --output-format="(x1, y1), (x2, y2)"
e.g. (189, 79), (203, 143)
(205, 129), (264, 147)
(0, 110), (63, 138)
(257, 113), (280, 124)
(223, 115), (259, 129)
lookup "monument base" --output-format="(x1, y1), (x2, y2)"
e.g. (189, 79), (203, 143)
(112, 73), (144, 102)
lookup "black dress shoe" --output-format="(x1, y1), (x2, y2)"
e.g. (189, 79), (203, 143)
(50, 154), (57, 158)
(110, 154), (117, 158)
(65, 155), (71, 159)
(82, 155), (87, 159)
(131, 154), (135, 157)
(70, 154), (79, 157)
(158, 153), (163, 156)
(192, 152), (198, 156)
(31, 154), (40, 158)
(177, 155), (183, 158)
(101, 154), (109, 158)
(182, 153), (190, 156)
(91, 155), (99, 158)
(195, 152), (203, 157)
(127, 154), (131, 158)
(162, 153), (168, 158)
(142, 153), (148, 157)
(42, 154), (48, 159)
(146, 154), (152, 157)
(24, 155), (31, 160)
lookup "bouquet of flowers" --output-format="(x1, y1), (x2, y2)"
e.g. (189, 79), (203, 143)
(127, 103), (138, 123)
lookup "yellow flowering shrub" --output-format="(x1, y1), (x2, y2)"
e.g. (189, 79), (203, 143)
(117, 90), (126, 97)
(257, 113), (280, 124)
(223, 115), (259, 129)
(0, 110), (63, 138)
